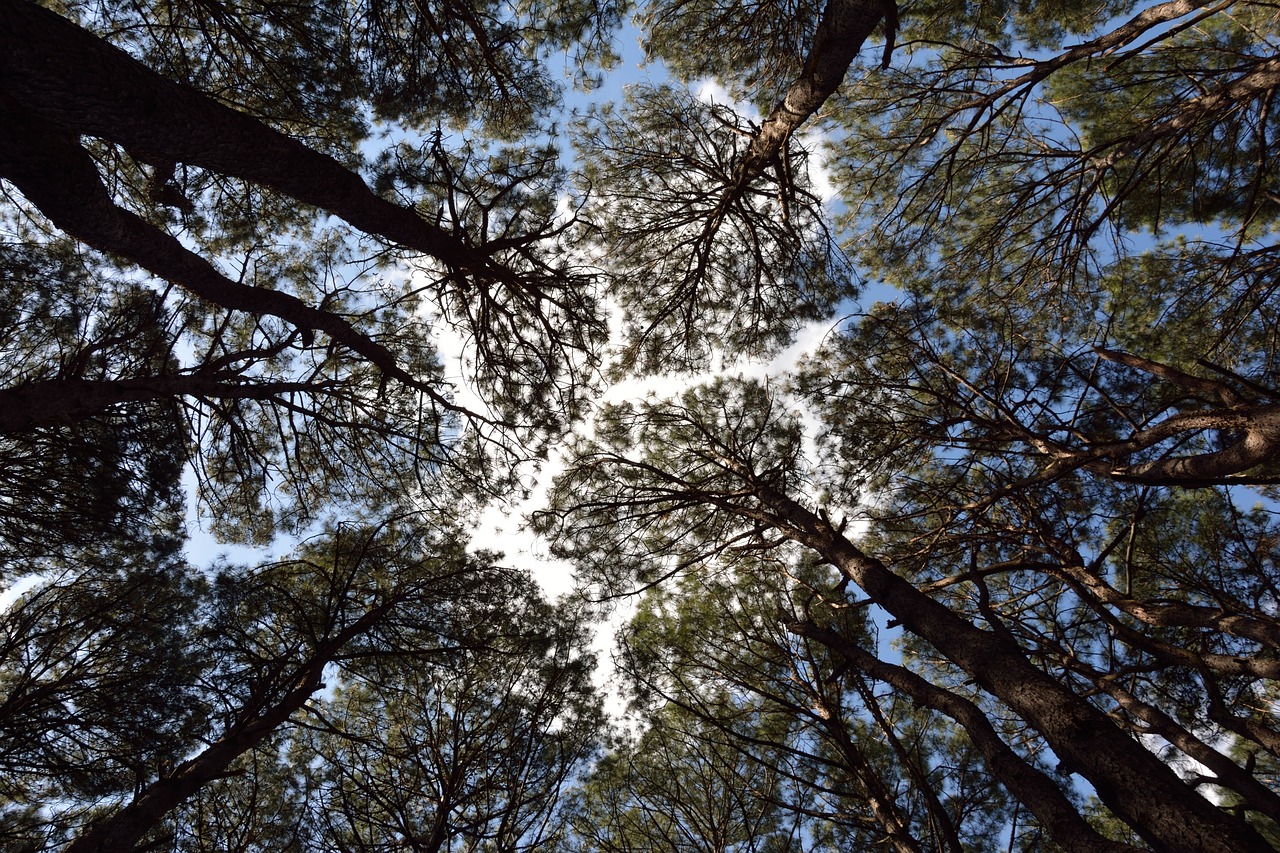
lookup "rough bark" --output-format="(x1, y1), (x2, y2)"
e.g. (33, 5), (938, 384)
(1056, 560), (1280, 651)
(788, 620), (1142, 853)
(699, 0), (884, 245)
(1088, 673), (1280, 826)
(1093, 55), (1280, 167)
(752, 486), (1269, 853)
(729, 0), (885, 190)
(0, 0), (506, 276)
(1102, 406), (1280, 483)
(1036, 404), (1280, 485)
(62, 600), (395, 853)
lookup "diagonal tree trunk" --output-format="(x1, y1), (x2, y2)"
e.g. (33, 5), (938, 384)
(0, 376), (343, 433)
(787, 620), (1143, 853)
(697, 0), (886, 253)
(750, 485), (1271, 853)
(728, 0), (887, 194)
(62, 599), (396, 853)
(0, 0), (509, 278)
(0, 99), (461, 412)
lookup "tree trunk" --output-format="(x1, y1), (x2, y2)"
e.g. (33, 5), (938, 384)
(789, 620), (1142, 853)
(0, 98), (452, 407)
(0, 376), (329, 432)
(730, 0), (885, 191)
(757, 486), (1269, 853)
(0, 0), (497, 274)
(63, 601), (394, 853)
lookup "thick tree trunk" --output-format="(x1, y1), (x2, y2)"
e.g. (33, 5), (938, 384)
(0, 376), (329, 432)
(1089, 675), (1280, 826)
(0, 0), (500, 275)
(62, 601), (394, 853)
(0, 98), (456, 409)
(1103, 406), (1280, 483)
(729, 0), (885, 191)
(756, 486), (1270, 853)
(789, 620), (1142, 853)
(1037, 404), (1280, 486)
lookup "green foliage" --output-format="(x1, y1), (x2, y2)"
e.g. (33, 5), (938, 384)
(8, 0), (1280, 850)
(558, 706), (812, 852)
(150, 555), (601, 852)
(574, 84), (856, 374)
(638, 0), (826, 105)
(59, 0), (625, 141)
(0, 239), (187, 576)
(0, 558), (206, 800)
(294, 594), (600, 851)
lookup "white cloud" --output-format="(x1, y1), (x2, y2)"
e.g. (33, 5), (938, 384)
(0, 574), (44, 612)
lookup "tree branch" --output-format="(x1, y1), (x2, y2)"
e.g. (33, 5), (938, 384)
(0, 99), (475, 420)
(63, 597), (397, 853)
(751, 485), (1269, 853)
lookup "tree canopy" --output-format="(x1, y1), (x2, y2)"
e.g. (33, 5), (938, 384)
(3, 0), (1280, 850)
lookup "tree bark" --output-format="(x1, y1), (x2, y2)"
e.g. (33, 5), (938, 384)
(1040, 404), (1280, 485)
(1092, 55), (1280, 167)
(754, 486), (1270, 853)
(729, 0), (885, 192)
(1103, 406), (1280, 483)
(1087, 672), (1280, 826)
(788, 620), (1142, 853)
(0, 376), (341, 432)
(0, 0), (504, 276)
(1056, 560), (1280, 651)
(62, 600), (395, 853)
(0, 98), (459, 411)
(694, 0), (884, 251)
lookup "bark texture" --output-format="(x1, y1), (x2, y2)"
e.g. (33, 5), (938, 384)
(729, 0), (885, 191)
(788, 620), (1143, 853)
(754, 486), (1270, 853)
(0, 0), (503, 275)
(62, 600), (395, 853)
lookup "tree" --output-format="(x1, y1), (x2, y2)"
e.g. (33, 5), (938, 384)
(147, 569), (601, 853)
(7, 0), (1280, 850)
(558, 703), (816, 853)
(288, 587), (600, 852)
(572, 0), (891, 371)
(542, 372), (1280, 850)
(538, 1), (1280, 849)
(574, 84), (854, 373)
(0, 237), (190, 574)
(0, 0), (618, 540)
(0, 519), (601, 852)
(1, 2), (615, 843)
(0, 543), (205, 846)
(564, 557), (1017, 853)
